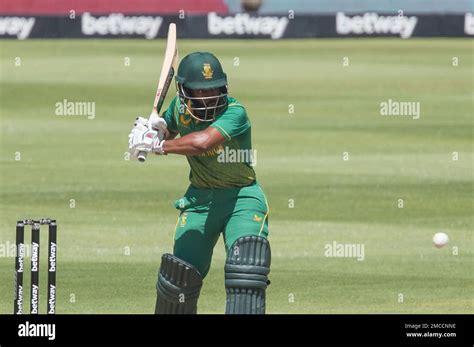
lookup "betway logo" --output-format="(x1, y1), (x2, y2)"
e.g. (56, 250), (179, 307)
(31, 242), (39, 271)
(208, 12), (289, 39)
(336, 12), (417, 39)
(16, 286), (23, 313)
(31, 284), (39, 313)
(0, 17), (35, 40)
(465, 13), (474, 35)
(17, 244), (25, 272)
(82, 12), (162, 39)
(48, 285), (56, 314)
(49, 242), (57, 271)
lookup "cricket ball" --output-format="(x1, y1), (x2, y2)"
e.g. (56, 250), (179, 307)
(432, 232), (449, 248)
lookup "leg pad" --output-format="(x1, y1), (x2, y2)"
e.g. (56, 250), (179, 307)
(225, 236), (271, 314)
(155, 253), (203, 314)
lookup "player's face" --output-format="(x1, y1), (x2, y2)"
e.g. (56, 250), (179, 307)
(190, 88), (220, 107)
(178, 85), (228, 122)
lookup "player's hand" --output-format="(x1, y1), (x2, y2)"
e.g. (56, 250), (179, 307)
(148, 112), (167, 132)
(128, 123), (147, 160)
(133, 115), (168, 140)
(128, 123), (166, 159)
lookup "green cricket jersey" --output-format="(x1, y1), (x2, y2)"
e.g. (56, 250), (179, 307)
(162, 96), (256, 188)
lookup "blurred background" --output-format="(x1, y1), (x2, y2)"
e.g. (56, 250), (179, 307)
(0, 0), (472, 39)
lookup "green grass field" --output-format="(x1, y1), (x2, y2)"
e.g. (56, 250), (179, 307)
(0, 39), (472, 314)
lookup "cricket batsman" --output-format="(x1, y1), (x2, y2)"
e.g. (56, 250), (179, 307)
(128, 52), (271, 314)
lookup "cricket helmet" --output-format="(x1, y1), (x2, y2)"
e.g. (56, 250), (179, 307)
(175, 52), (228, 122)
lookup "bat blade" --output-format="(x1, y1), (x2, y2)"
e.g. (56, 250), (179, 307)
(138, 23), (178, 162)
(152, 23), (178, 114)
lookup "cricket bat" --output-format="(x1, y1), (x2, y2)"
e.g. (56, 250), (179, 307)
(138, 23), (178, 162)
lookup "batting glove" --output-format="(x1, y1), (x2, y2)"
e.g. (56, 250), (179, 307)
(128, 123), (166, 159)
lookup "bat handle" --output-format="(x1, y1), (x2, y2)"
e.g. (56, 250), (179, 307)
(137, 151), (147, 162)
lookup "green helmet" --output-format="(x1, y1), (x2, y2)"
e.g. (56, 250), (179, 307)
(175, 52), (229, 122)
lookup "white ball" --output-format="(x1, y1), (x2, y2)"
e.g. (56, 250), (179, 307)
(432, 232), (449, 248)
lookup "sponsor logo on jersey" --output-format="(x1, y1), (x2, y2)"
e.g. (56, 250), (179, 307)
(201, 144), (224, 157)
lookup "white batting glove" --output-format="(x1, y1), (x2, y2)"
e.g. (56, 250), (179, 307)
(133, 115), (167, 139)
(134, 116), (148, 127)
(128, 123), (166, 159)
(148, 112), (168, 132)
(152, 138), (166, 155)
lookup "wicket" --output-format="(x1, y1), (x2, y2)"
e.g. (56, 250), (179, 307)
(14, 218), (57, 314)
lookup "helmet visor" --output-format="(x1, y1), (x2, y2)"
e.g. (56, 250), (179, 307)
(177, 84), (228, 122)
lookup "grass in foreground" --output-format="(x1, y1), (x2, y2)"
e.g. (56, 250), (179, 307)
(0, 39), (472, 313)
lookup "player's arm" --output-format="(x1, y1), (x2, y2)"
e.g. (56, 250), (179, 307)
(161, 104), (248, 156)
(162, 127), (225, 156)
(165, 131), (178, 140)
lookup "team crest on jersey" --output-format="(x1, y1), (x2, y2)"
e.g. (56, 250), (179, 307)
(202, 63), (213, 79)
(179, 113), (192, 126)
(253, 214), (263, 222)
(178, 101), (192, 126)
